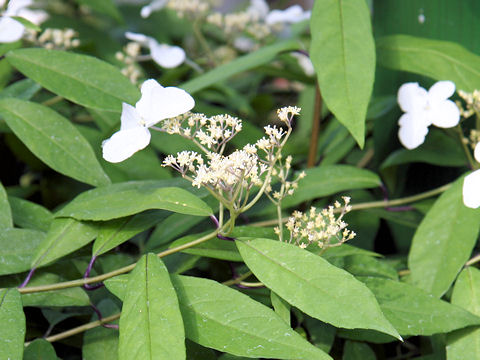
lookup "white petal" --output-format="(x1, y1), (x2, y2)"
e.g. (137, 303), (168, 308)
(140, 0), (167, 18)
(463, 170), (480, 208)
(102, 127), (151, 163)
(398, 113), (429, 150)
(247, 0), (269, 19)
(397, 82), (428, 113)
(266, 5), (309, 25)
(125, 31), (150, 45)
(0, 17), (24, 43)
(149, 42), (185, 68)
(428, 99), (460, 128)
(291, 52), (315, 76)
(120, 102), (141, 130)
(428, 80), (455, 101)
(5, 0), (32, 16)
(474, 142), (480, 163)
(17, 8), (48, 25)
(135, 79), (194, 126)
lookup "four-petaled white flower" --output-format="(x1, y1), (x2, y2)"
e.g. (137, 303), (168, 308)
(397, 81), (460, 150)
(0, 0), (47, 43)
(102, 79), (194, 163)
(463, 142), (480, 208)
(125, 31), (185, 69)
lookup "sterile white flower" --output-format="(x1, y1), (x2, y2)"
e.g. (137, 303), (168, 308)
(247, 0), (269, 20)
(397, 81), (460, 150)
(140, 0), (167, 18)
(265, 5), (311, 26)
(125, 31), (185, 68)
(102, 79), (194, 163)
(0, 0), (33, 43)
(291, 52), (315, 76)
(463, 142), (480, 208)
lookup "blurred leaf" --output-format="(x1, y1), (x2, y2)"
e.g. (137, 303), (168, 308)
(10, 16), (41, 31)
(377, 35), (480, 92)
(360, 276), (480, 335)
(75, 0), (123, 23)
(24, 339), (57, 360)
(447, 267), (480, 360)
(0, 41), (20, 57)
(186, 340), (217, 360)
(0, 228), (45, 275)
(310, 0), (375, 147)
(0, 182), (12, 229)
(342, 341), (375, 360)
(236, 238), (400, 339)
(56, 181), (212, 220)
(8, 196), (53, 232)
(119, 254), (185, 360)
(0, 79), (41, 100)
(31, 218), (98, 268)
(0, 289), (24, 360)
(6, 49), (139, 111)
(408, 177), (480, 297)
(182, 40), (301, 94)
(270, 291), (290, 325)
(282, 165), (381, 208)
(0, 99), (111, 187)
(303, 317), (336, 353)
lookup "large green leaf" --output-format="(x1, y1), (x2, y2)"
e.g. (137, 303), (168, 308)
(236, 238), (400, 339)
(182, 40), (301, 94)
(0, 181), (12, 229)
(408, 177), (480, 297)
(0, 289), (25, 360)
(56, 181), (212, 220)
(31, 218), (98, 268)
(310, 0), (375, 147)
(8, 196), (53, 232)
(447, 267), (480, 360)
(0, 228), (46, 275)
(24, 339), (58, 360)
(0, 78), (41, 101)
(377, 34), (480, 92)
(282, 165), (381, 208)
(119, 254), (185, 360)
(105, 274), (331, 359)
(6, 49), (139, 111)
(0, 99), (111, 187)
(342, 341), (375, 360)
(360, 277), (480, 336)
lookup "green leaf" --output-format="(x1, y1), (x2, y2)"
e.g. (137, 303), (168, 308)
(377, 34), (480, 92)
(310, 0), (375, 147)
(343, 255), (398, 280)
(93, 210), (168, 256)
(0, 228), (45, 275)
(105, 274), (331, 359)
(236, 238), (400, 339)
(0, 99), (111, 187)
(6, 49), (139, 112)
(182, 40), (301, 94)
(22, 273), (90, 307)
(408, 177), (480, 297)
(56, 182), (213, 220)
(10, 16), (41, 32)
(270, 291), (291, 325)
(24, 339), (58, 360)
(360, 276), (480, 335)
(282, 165), (381, 208)
(31, 218), (98, 268)
(9, 196), (53, 232)
(342, 341), (375, 360)
(0, 181), (12, 229)
(0, 289), (25, 360)
(119, 254), (185, 360)
(75, 0), (123, 23)
(447, 267), (480, 360)
(0, 79), (41, 101)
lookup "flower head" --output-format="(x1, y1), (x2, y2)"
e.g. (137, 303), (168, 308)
(397, 81), (460, 149)
(102, 79), (194, 163)
(463, 142), (480, 208)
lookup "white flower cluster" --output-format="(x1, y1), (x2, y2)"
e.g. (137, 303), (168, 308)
(457, 89), (480, 118)
(141, 0), (212, 19)
(279, 197), (355, 250)
(266, 155), (305, 202)
(116, 42), (143, 84)
(34, 28), (80, 50)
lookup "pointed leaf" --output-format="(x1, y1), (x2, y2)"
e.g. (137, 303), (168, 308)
(8, 196), (53, 231)
(343, 341), (375, 360)
(56, 181), (212, 220)
(360, 277), (480, 336)
(31, 218), (98, 268)
(24, 339), (58, 360)
(119, 254), (185, 360)
(0, 289), (25, 360)
(310, 0), (375, 147)
(236, 238), (400, 339)
(0, 181), (12, 229)
(0, 99), (110, 187)
(0, 228), (45, 275)
(377, 35), (480, 92)
(408, 177), (480, 297)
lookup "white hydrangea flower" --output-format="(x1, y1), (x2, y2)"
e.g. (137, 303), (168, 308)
(463, 142), (480, 208)
(102, 79), (194, 163)
(397, 81), (460, 150)
(140, 0), (167, 18)
(0, 0), (44, 43)
(265, 5), (311, 26)
(125, 31), (185, 68)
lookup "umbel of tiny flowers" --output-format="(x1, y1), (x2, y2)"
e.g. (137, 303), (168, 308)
(463, 142), (480, 208)
(0, 0), (48, 43)
(102, 79), (194, 163)
(125, 32), (186, 69)
(397, 80), (460, 150)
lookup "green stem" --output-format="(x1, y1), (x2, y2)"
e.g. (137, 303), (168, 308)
(192, 20), (216, 66)
(456, 124), (476, 169)
(41, 95), (63, 107)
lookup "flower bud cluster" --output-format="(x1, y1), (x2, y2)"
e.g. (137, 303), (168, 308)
(115, 43), (143, 84)
(458, 89), (480, 118)
(166, 0), (212, 19)
(29, 28), (80, 50)
(278, 197), (355, 250)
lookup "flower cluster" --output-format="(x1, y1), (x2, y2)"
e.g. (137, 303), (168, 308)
(457, 89), (480, 118)
(34, 28), (80, 50)
(280, 197), (355, 250)
(141, 0), (212, 19)
(115, 42), (143, 84)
